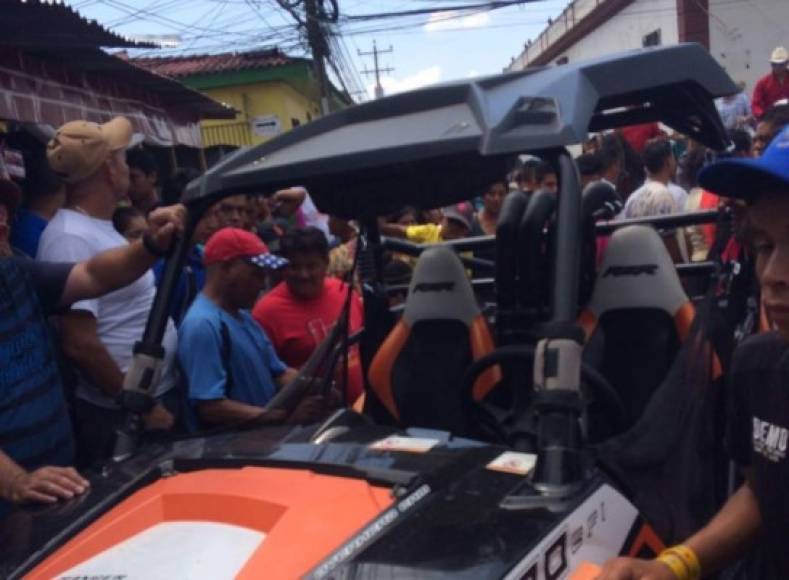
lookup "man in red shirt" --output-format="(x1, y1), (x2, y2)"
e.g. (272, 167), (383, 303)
(752, 46), (789, 120)
(253, 227), (364, 405)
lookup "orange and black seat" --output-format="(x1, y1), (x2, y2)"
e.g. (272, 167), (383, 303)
(579, 225), (699, 432)
(368, 246), (501, 433)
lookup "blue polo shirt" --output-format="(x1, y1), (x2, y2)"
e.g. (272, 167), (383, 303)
(178, 294), (285, 408)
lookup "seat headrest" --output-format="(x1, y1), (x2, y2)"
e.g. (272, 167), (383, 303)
(582, 180), (623, 220)
(588, 225), (688, 317)
(403, 246), (479, 326)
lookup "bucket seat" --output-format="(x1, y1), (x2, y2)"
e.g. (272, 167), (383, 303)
(368, 246), (501, 433)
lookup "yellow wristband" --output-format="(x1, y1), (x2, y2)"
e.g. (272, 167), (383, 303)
(669, 544), (701, 578)
(657, 545), (701, 580)
(656, 552), (691, 580)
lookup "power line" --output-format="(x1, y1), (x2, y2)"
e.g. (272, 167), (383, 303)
(105, 0), (190, 27)
(95, 0), (281, 38)
(324, 44), (354, 100)
(327, 32), (365, 101)
(244, 0), (295, 43)
(70, 0), (576, 71)
(335, 33), (366, 100)
(178, 0), (231, 52)
(337, 6), (499, 37)
(98, 0), (302, 57)
(303, 0), (332, 114)
(75, 0), (554, 57)
(342, 0), (538, 21)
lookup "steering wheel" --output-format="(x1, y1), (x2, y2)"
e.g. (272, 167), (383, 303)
(460, 345), (629, 447)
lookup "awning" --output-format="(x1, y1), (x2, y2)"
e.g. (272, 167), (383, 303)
(0, 46), (235, 148)
(0, 0), (235, 147)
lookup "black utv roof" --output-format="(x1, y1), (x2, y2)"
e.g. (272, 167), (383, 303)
(184, 43), (736, 218)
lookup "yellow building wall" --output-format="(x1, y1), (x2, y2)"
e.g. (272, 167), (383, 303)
(199, 81), (321, 147)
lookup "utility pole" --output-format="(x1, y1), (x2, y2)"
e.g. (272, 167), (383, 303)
(304, 0), (331, 115)
(359, 40), (394, 99)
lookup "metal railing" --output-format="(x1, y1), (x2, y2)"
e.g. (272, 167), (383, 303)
(201, 119), (254, 148)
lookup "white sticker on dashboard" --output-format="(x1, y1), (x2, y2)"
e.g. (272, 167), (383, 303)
(369, 435), (440, 453)
(486, 451), (537, 475)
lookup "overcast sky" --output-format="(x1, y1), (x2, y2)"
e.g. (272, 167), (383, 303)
(66, 0), (567, 100)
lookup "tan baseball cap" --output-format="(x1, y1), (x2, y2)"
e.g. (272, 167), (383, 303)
(770, 46), (788, 64)
(47, 117), (133, 184)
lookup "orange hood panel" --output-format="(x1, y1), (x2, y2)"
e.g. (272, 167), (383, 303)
(27, 467), (393, 580)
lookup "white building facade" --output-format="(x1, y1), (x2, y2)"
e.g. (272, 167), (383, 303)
(506, 0), (789, 95)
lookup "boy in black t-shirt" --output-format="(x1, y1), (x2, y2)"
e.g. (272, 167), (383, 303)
(598, 127), (789, 578)
(726, 332), (789, 575)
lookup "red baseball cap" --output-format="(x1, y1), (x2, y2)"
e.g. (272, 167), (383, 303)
(203, 227), (288, 269)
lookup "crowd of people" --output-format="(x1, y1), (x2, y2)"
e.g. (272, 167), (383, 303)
(0, 114), (411, 504)
(1, 43), (789, 578)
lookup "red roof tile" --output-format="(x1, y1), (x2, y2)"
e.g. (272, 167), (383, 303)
(131, 49), (296, 78)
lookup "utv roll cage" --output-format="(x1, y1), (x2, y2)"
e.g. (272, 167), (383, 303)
(116, 43), (736, 497)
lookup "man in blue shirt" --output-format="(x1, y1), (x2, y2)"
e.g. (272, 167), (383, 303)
(9, 161), (65, 258)
(179, 227), (323, 427)
(1, 175), (186, 505)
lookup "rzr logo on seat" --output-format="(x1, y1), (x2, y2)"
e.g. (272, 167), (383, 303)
(414, 281), (455, 293)
(602, 264), (658, 278)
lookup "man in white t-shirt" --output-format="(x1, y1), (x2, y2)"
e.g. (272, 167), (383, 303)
(667, 181), (689, 210)
(623, 180), (678, 219)
(623, 180), (689, 263)
(623, 138), (687, 217)
(38, 117), (178, 465)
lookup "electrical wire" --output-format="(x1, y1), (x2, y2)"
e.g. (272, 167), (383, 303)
(65, 0), (591, 96)
(327, 31), (366, 101)
(244, 0), (295, 42)
(95, 0), (273, 37)
(176, 0), (231, 52)
(78, 0), (558, 56)
(105, 0), (190, 27)
(342, 0), (537, 21)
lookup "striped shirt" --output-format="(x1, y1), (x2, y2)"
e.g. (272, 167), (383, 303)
(0, 257), (74, 470)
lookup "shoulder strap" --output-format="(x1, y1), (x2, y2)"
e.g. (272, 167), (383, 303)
(219, 320), (235, 398)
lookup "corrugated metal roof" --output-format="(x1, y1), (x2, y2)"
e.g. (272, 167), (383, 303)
(0, 0), (155, 49)
(132, 49), (297, 78)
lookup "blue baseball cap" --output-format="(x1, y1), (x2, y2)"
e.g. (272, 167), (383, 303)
(698, 125), (789, 199)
